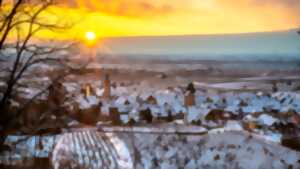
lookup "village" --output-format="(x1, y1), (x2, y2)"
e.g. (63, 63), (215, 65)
(1, 66), (300, 168)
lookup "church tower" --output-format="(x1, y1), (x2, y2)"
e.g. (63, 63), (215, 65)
(103, 74), (111, 99)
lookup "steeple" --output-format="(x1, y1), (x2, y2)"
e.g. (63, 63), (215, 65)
(103, 74), (111, 99)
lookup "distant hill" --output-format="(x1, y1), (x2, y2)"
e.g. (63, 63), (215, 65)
(99, 29), (300, 61)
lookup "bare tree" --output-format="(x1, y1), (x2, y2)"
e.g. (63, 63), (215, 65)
(0, 0), (85, 151)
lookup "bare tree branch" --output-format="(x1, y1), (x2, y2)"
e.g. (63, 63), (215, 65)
(0, 0), (23, 49)
(0, 0), (72, 109)
(0, 0), (83, 149)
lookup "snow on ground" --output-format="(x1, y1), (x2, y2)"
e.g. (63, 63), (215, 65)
(194, 81), (271, 90)
(208, 82), (270, 90)
(87, 63), (209, 72)
(241, 75), (300, 81)
(17, 87), (47, 100)
(51, 129), (300, 169)
(2, 125), (299, 168)
(63, 82), (79, 93)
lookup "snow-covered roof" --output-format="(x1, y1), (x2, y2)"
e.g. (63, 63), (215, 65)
(76, 95), (100, 109)
(257, 114), (278, 126)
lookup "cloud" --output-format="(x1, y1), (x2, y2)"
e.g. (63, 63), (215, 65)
(248, 0), (300, 13)
(40, 0), (299, 39)
(220, 0), (300, 14)
(58, 0), (174, 17)
(250, 0), (300, 6)
(213, 0), (300, 26)
(57, 0), (300, 21)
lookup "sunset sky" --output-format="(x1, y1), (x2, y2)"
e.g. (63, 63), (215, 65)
(5, 0), (300, 39)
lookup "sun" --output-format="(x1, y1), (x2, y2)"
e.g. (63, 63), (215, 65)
(85, 31), (96, 41)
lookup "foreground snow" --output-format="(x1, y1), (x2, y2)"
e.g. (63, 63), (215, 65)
(132, 131), (299, 169)
(52, 129), (300, 169)
(1, 125), (299, 168)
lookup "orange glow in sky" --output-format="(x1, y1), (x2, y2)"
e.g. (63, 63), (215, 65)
(8, 0), (300, 40)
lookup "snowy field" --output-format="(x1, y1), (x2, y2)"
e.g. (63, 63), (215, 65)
(1, 127), (300, 169)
